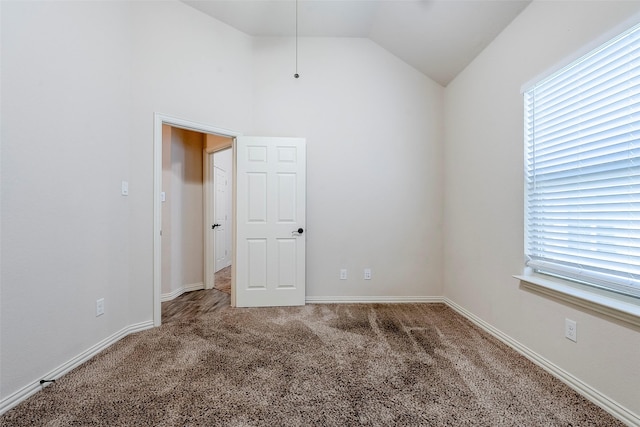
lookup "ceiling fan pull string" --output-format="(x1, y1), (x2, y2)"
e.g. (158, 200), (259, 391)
(294, 0), (299, 79)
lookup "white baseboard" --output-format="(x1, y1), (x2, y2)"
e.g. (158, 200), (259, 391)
(0, 320), (154, 416)
(161, 282), (205, 302)
(443, 298), (639, 427)
(306, 296), (445, 304)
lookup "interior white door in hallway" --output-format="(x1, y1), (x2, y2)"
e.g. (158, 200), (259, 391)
(213, 164), (231, 272)
(235, 137), (306, 307)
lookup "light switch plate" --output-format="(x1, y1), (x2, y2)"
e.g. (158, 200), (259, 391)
(565, 318), (577, 342)
(96, 298), (105, 317)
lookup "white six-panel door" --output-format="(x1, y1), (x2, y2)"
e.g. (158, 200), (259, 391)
(235, 137), (306, 307)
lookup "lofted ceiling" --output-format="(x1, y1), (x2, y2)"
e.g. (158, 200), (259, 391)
(182, 0), (531, 86)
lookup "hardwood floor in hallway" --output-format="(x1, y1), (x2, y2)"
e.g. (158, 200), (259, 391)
(161, 268), (231, 323)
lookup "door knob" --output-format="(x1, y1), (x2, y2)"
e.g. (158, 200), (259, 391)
(212, 224), (221, 229)
(297, 228), (304, 234)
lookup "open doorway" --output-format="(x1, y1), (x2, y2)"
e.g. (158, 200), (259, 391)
(160, 127), (233, 300)
(153, 113), (240, 326)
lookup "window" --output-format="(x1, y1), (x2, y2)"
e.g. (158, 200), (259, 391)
(524, 24), (640, 300)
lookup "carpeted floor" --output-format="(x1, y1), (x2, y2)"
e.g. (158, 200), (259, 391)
(0, 301), (624, 426)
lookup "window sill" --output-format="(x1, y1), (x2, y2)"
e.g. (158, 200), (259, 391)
(513, 273), (640, 328)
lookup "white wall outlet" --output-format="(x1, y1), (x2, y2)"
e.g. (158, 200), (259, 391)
(161, 191), (166, 202)
(96, 298), (105, 317)
(340, 269), (347, 280)
(364, 268), (372, 280)
(565, 318), (577, 342)
(121, 181), (129, 196)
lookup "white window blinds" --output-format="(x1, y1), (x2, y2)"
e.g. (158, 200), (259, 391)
(525, 24), (640, 299)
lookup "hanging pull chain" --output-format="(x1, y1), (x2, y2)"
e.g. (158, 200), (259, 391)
(294, 0), (299, 79)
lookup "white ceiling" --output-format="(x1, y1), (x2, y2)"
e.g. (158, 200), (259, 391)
(182, 0), (531, 86)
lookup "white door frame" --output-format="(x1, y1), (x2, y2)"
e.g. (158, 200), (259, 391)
(153, 113), (240, 327)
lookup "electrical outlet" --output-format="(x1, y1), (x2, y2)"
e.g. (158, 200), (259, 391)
(96, 298), (105, 317)
(340, 269), (347, 280)
(364, 268), (372, 280)
(121, 181), (129, 196)
(565, 318), (577, 342)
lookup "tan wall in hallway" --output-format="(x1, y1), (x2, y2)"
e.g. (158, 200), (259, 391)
(163, 127), (205, 295)
(161, 124), (173, 294)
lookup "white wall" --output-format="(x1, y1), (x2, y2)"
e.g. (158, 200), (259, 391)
(444, 1), (640, 417)
(0, 0), (253, 405)
(251, 37), (444, 299)
(1, 0), (133, 401)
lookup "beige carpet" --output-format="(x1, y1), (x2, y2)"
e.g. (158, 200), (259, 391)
(0, 303), (623, 426)
(213, 265), (231, 294)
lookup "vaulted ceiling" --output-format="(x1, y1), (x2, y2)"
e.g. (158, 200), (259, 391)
(182, 0), (531, 86)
